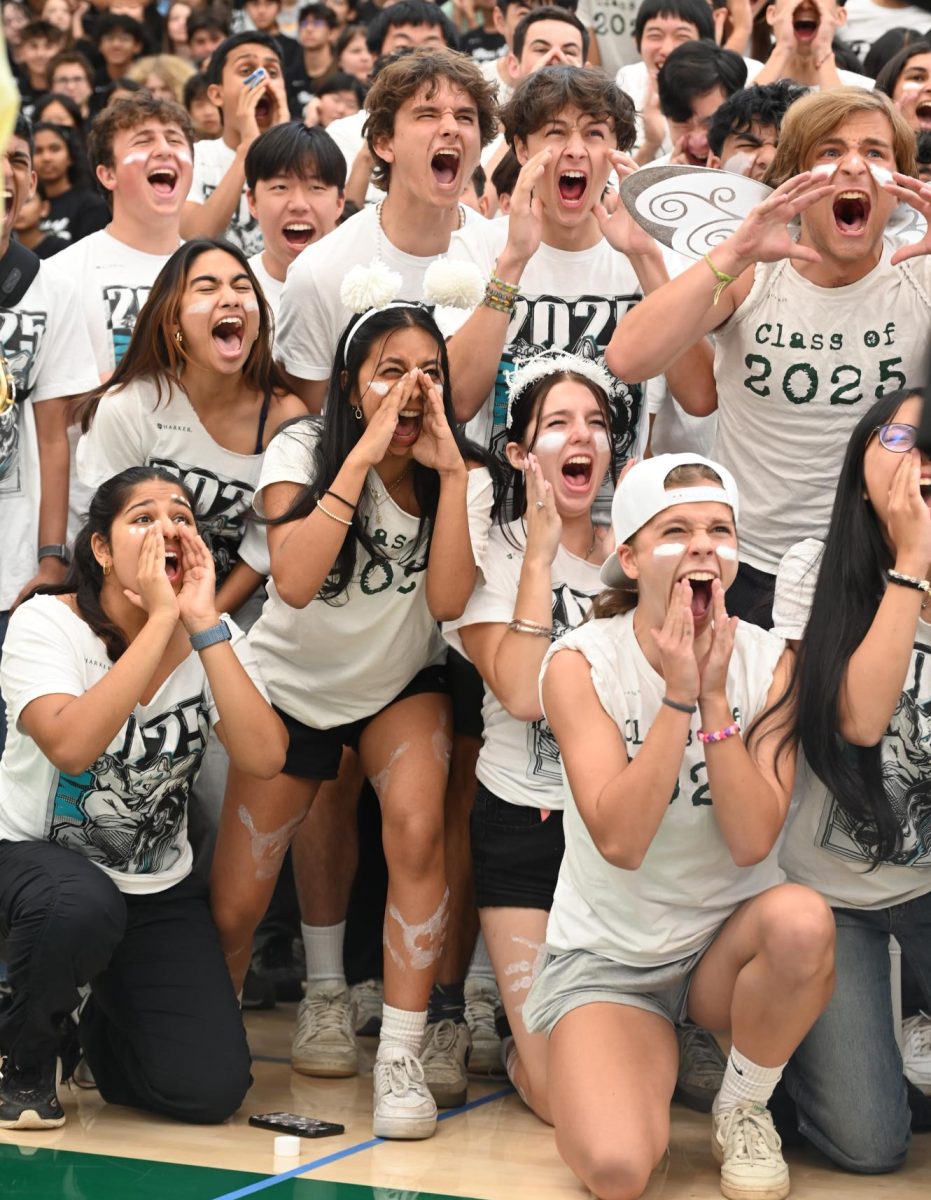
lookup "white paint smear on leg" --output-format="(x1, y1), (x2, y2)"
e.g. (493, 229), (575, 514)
(237, 805), (304, 880)
(371, 742), (409, 798)
(385, 887), (449, 970)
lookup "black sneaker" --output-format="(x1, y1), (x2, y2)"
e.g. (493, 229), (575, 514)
(252, 932), (304, 1004)
(673, 1022), (727, 1113)
(0, 1057), (65, 1129)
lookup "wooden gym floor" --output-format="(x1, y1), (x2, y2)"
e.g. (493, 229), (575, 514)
(2, 1001), (929, 1200)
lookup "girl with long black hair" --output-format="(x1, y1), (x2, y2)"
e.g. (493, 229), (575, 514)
(210, 302), (492, 1143)
(774, 388), (931, 1174)
(31, 120), (108, 244)
(0, 466), (286, 1132)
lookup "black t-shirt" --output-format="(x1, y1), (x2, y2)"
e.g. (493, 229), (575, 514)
(33, 234), (71, 260)
(461, 28), (505, 62)
(39, 188), (110, 247)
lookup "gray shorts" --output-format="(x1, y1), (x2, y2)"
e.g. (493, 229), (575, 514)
(522, 943), (712, 1036)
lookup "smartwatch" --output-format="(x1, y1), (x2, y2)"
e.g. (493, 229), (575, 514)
(189, 620), (232, 652)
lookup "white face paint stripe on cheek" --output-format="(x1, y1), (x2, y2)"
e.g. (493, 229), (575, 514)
(716, 544), (738, 561)
(368, 380), (390, 396)
(243, 298), (259, 311)
(121, 151), (149, 166)
(184, 300), (211, 314)
(652, 543), (686, 558)
(593, 429), (610, 452)
(811, 163), (837, 180)
(868, 163), (894, 187)
(533, 431), (568, 455)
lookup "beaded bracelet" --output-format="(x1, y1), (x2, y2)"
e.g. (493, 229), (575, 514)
(697, 722), (740, 745)
(317, 500), (352, 527)
(886, 569), (931, 595)
(483, 284), (516, 314)
(507, 618), (553, 638)
(490, 264), (520, 295)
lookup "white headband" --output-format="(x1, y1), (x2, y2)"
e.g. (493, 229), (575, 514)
(504, 351), (617, 429)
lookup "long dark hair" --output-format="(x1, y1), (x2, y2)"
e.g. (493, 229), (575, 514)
(495, 367), (617, 541)
(79, 239), (288, 429)
(33, 120), (92, 190)
(32, 466), (196, 664)
(794, 390), (923, 864)
(270, 304), (485, 603)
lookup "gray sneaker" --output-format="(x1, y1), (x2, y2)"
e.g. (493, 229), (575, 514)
(420, 1018), (469, 1108)
(350, 978), (384, 1038)
(675, 1022), (727, 1113)
(464, 976), (506, 1077)
(291, 980), (358, 1078)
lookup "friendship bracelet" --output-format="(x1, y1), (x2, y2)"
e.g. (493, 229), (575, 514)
(697, 722), (740, 745)
(483, 287), (516, 314)
(886, 569), (931, 595)
(662, 696), (697, 715)
(316, 500), (353, 527)
(325, 489), (357, 511)
(511, 616), (552, 633)
(703, 252), (738, 305)
(507, 619), (553, 638)
(490, 264), (520, 295)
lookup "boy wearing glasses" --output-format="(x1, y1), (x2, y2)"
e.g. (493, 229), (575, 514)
(609, 86), (931, 628)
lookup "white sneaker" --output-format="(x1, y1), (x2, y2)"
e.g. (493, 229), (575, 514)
(291, 980), (358, 1078)
(711, 1102), (790, 1200)
(464, 976), (506, 1077)
(372, 1048), (437, 1140)
(350, 978), (384, 1038)
(421, 1019), (469, 1107)
(903, 1011), (931, 1096)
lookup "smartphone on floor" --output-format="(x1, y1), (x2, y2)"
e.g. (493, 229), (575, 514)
(249, 1112), (345, 1138)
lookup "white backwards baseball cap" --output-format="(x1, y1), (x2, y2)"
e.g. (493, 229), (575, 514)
(599, 454), (740, 588)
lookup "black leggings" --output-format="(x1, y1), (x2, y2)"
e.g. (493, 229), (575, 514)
(0, 840), (251, 1124)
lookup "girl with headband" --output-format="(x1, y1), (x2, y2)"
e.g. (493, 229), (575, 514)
(528, 454), (835, 1200)
(443, 350), (616, 1122)
(210, 302), (493, 1142)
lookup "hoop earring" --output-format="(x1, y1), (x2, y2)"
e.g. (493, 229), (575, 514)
(102, 560), (111, 577)
(353, 406), (363, 420)
(174, 330), (183, 346)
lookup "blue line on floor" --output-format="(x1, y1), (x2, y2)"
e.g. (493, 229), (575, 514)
(252, 1054), (291, 1065)
(211, 1086), (512, 1200)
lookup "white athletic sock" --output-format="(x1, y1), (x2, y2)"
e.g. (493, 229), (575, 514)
(301, 921), (346, 985)
(712, 1046), (786, 1115)
(468, 931), (495, 981)
(378, 1004), (427, 1059)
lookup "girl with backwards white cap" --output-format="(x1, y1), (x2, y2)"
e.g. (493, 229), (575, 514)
(526, 453), (835, 1200)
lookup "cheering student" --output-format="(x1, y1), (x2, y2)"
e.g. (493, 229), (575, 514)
(772, 389), (931, 1174)
(443, 351), (616, 1122)
(210, 303), (492, 1141)
(531, 454), (835, 1200)
(0, 466), (286, 1131)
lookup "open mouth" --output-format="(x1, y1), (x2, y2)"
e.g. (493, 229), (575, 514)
(393, 407), (423, 445)
(430, 148), (460, 188)
(557, 170), (587, 206)
(211, 314), (245, 357)
(680, 571), (716, 620)
(164, 548), (182, 584)
(561, 454), (593, 492)
(282, 222), (315, 249)
(793, 5), (819, 40)
(255, 97), (272, 123)
(147, 166), (178, 197)
(921, 476), (931, 508)
(833, 190), (870, 234)
(917, 101), (931, 126)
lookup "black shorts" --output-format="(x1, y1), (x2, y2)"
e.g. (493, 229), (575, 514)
(277, 664), (449, 781)
(447, 647), (485, 740)
(471, 781), (565, 910)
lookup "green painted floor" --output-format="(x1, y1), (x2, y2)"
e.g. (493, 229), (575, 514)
(0, 1144), (469, 1200)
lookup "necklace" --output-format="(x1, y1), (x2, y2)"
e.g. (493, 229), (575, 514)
(372, 463), (413, 520)
(386, 464), (412, 495)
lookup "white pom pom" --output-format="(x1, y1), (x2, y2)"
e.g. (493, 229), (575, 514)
(422, 259), (486, 310)
(339, 259), (403, 314)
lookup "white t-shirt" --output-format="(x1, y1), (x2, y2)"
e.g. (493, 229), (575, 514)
(540, 611), (785, 964)
(743, 61), (875, 90)
(444, 519), (601, 809)
(774, 537), (931, 909)
(577, 0), (640, 74)
(188, 137), (264, 257)
(76, 377), (269, 581)
(0, 595), (263, 894)
(441, 216), (648, 478)
(0, 269), (99, 611)
(275, 203), (483, 383)
(44, 230), (179, 379)
(249, 251), (285, 321)
(248, 419), (494, 728)
(325, 108), (380, 208)
(837, 0), (931, 61)
(479, 57), (513, 106)
(713, 251), (931, 573)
